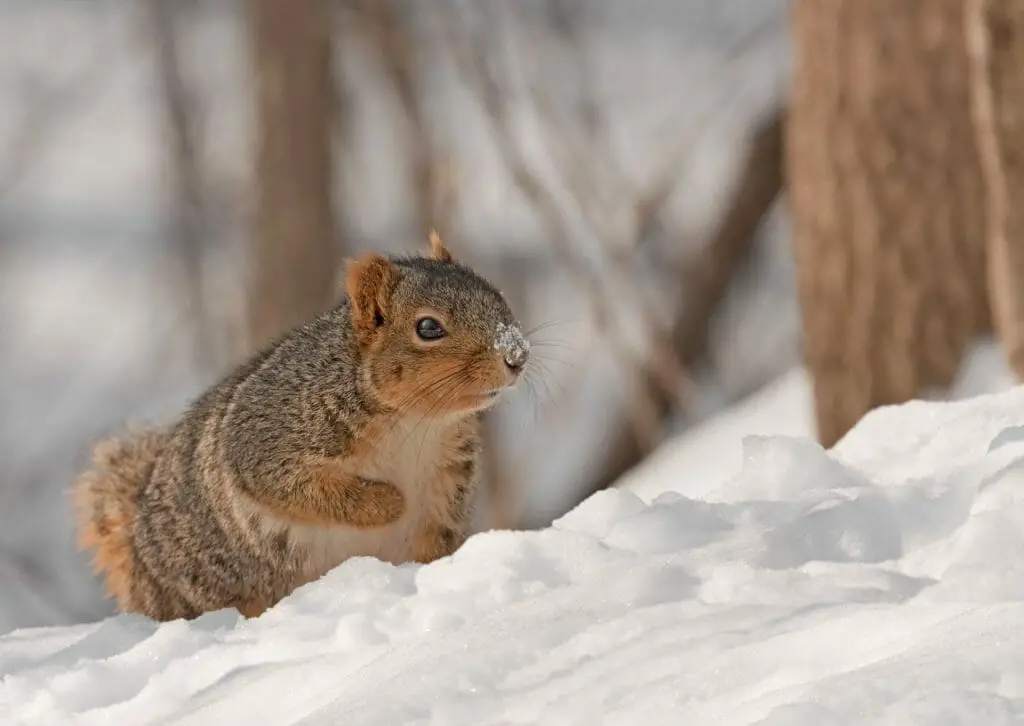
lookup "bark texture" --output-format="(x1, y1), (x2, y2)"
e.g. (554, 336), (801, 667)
(967, 0), (1024, 378)
(788, 0), (991, 447)
(246, 0), (338, 349)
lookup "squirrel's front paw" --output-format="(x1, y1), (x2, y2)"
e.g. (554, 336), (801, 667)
(348, 479), (406, 527)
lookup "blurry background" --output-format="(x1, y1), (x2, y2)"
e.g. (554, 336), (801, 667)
(1, 0), (1021, 633)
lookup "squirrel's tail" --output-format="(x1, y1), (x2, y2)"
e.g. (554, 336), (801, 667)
(72, 426), (168, 607)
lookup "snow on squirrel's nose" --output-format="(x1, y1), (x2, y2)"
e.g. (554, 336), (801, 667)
(495, 322), (529, 372)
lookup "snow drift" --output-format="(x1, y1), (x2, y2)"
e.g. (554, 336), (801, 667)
(5, 385), (1024, 725)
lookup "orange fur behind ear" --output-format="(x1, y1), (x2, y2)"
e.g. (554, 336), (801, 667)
(428, 229), (454, 263)
(345, 253), (397, 342)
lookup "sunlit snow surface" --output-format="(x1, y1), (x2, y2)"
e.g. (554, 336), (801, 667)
(6, 384), (1024, 724)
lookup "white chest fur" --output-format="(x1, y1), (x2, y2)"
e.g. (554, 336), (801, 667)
(351, 414), (450, 495)
(246, 414), (458, 581)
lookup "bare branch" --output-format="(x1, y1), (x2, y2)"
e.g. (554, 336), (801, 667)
(146, 0), (218, 370)
(444, 4), (782, 494)
(670, 111), (783, 359)
(355, 0), (457, 241)
(469, 4), (693, 426)
(444, 3), (668, 448)
(495, 4), (783, 414)
(506, 7), (695, 411)
(595, 108), (784, 494)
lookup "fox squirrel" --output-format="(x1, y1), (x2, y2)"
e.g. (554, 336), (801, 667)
(73, 233), (530, 621)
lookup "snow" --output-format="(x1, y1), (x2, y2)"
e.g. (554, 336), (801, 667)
(6, 376), (1024, 724)
(493, 321), (530, 369)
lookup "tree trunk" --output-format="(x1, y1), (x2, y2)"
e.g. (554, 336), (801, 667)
(967, 0), (1024, 378)
(787, 1), (991, 448)
(245, 0), (338, 349)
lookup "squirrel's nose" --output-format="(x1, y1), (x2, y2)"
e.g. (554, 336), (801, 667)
(494, 322), (530, 378)
(503, 346), (528, 373)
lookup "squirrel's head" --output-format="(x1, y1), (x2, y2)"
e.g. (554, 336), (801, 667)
(344, 232), (529, 417)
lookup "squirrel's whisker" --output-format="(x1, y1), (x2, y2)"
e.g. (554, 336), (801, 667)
(524, 317), (580, 338)
(520, 368), (555, 422)
(380, 369), (467, 446)
(398, 377), (468, 455)
(528, 340), (571, 350)
(521, 376), (544, 425)
(382, 364), (467, 416)
(526, 358), (563, 400)
(387, 367), (479, 453)
(529, 350), (574, 371)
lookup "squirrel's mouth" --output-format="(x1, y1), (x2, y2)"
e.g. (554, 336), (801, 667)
(450, 385), (511, 414)
(464, 387), (506, 404)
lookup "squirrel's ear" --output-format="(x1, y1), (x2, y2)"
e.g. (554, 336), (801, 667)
(427, 229), (454, 263)
(344, 253), (397, 343)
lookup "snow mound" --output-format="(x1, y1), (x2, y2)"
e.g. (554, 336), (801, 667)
(6, 388), (1024, 725)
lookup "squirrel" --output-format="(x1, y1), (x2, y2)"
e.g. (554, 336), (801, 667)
(73, 233), (530, 622)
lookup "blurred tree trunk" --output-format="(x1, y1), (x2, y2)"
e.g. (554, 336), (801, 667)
(148, 0), (217, 369)
(787, 1), (991, 448)
(967, 0), (1024, 378)
(246, 0), (338, 349)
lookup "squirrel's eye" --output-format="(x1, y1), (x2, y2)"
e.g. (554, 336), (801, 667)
(415, 317), (446, 341)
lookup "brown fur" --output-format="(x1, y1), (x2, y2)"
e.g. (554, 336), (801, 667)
(73, 234), (528, 622)
(73, 427), (170, 606)
(246, 459), (407, 528)
(236, 597), (270, 619)
(345, 253), (399, 346)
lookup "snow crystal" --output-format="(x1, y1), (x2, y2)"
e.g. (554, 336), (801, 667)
(6, 387), (1024, 724)
(493, 321), (530, 368)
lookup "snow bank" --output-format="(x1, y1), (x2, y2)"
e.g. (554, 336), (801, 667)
(6, 386), (1024, 725)
(625, 343), (1019, 504)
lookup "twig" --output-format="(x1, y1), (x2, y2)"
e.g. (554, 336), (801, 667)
(146, 0), (218, 370)
(444, 2), (666, 448)
(506, 3), (693, 409)
(491, 3), (783, 417)
(632, 14), (784, 247)
(354, 0), (458, 241)
(592, 107), (784, 493)
(581, 109), (784, 497)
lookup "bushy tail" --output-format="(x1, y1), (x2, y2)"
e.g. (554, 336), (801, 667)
(72, 426), (169, 607)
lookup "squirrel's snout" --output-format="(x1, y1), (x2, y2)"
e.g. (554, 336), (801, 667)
(503, 346), (528, 372)
(494, 322), (530, 377)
